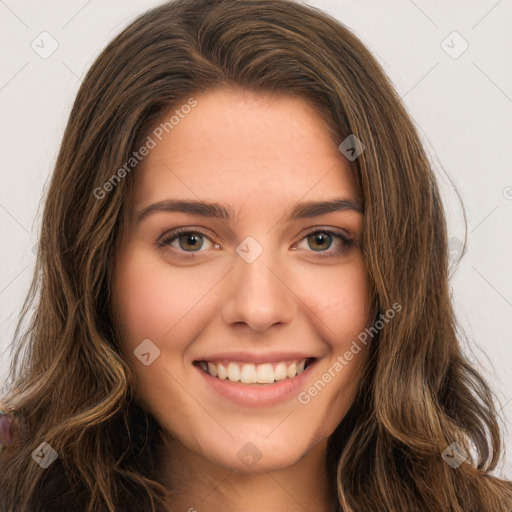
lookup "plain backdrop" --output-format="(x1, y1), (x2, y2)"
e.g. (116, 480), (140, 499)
(1, 0), (511, 478)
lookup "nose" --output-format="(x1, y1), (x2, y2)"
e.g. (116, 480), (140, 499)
(221, 241), (297, 332)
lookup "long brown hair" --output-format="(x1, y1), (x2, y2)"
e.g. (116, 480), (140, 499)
(1, 0), (511, 510)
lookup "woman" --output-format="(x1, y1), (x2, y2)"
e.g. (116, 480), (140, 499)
(1, 0), (511, 510)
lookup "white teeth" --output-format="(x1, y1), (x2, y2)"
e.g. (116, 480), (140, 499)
(274, 362), (288, 381)
(240, 363), (257, 384)
(286, 362), (297, 378)
(217, 362), (227, 380)
(256, 363), (274, 384)
(199, 358), (310, 384)
(227, 362), (240, 382)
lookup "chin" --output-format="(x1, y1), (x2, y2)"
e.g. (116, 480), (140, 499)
(196, 428), (320, 474)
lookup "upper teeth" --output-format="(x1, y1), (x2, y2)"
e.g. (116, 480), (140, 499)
(199, 359), (308, 384)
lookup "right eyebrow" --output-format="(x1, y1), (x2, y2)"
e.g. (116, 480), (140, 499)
(136, 199), (235, 224)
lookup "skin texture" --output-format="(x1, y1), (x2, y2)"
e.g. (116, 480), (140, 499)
(112, 88), (373, 512)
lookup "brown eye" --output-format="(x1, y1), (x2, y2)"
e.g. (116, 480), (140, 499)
(158, 229), (215, 254)
(296, 229), (354, 258)
(176, 232), (204, 251)
(307, 232), (333, 251)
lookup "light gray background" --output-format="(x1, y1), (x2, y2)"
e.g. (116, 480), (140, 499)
(1, 0), (511, 477)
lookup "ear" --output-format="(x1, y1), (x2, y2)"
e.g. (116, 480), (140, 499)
(0, 410), (15, 447)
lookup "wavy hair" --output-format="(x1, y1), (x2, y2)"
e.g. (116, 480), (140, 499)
(1, 0), (511, 510)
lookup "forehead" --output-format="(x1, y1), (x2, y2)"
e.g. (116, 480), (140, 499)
(132, 88), (359, 215)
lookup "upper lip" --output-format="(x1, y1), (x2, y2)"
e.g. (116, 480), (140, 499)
(193, 352), (318, 365)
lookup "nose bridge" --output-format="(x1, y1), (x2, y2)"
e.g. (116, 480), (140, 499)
(221, 234), (296, 331)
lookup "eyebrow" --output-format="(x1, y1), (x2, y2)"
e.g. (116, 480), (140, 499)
(136, 197), (363, 224)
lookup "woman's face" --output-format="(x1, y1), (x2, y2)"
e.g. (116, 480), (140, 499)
(112, 88), (372, 473)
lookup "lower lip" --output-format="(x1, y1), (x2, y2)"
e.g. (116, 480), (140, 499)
(195, 360), (317, 408)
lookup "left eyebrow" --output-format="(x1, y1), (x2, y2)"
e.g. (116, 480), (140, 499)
(286, 198), (363, 219)
(135, 197), (363, 224)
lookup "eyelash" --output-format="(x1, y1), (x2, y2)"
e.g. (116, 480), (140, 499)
(156, 226), (355, 260)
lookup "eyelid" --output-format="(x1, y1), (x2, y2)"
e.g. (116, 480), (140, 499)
(156, 226), (217, 252)
(297, 226), (353, 243)
(293, 227), (355, 258)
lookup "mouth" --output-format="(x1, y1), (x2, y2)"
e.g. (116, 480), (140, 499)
(193, 357), (316, 385)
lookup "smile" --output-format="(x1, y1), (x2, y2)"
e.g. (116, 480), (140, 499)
(195, 358), (314, 384)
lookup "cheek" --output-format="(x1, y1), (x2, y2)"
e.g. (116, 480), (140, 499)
(309, 260), (372, 343)
(303, 260), (372, 405)
(112, 247), (203, 345)
(113, 258), (168, 343)
(111, 248), (199, 407)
